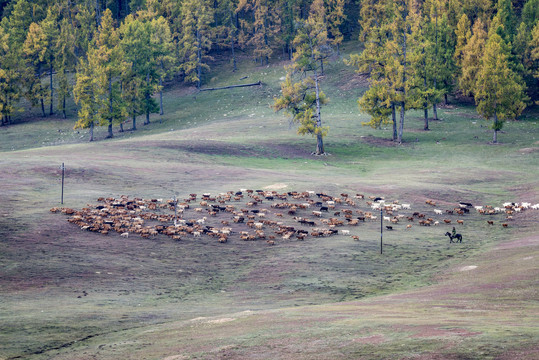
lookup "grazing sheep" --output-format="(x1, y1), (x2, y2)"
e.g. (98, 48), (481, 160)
(434, 209), (443, 215)
(341, 229), (350, 235)
(120, 232), (129, 238)
(402, 204), (411, 210)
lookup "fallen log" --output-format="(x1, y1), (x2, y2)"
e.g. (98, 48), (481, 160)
(199, 81), (262, 92)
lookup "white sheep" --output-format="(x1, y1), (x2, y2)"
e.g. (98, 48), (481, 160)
(340, 229), (350, 235)
(434, 209), (443, 215)
(402, 204), (411, 210)
(120, 232), (129, 238)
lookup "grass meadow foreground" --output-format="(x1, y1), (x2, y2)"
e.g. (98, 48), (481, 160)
(0, 52), (538, 359)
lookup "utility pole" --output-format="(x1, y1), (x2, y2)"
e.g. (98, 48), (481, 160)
(380, 208), (383, 254)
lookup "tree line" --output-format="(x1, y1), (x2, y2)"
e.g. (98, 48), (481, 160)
(0, 0), (353, 140)
(0, 0), (538, 146)
(348, 0), (538, 144)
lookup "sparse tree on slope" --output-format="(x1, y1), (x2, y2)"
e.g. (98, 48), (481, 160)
(273, 0), (331, 155)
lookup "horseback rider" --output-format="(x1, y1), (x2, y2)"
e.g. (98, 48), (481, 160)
(452, 227), (457, 238)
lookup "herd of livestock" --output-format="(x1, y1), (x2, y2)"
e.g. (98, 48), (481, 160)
(50, 189), (538, 245)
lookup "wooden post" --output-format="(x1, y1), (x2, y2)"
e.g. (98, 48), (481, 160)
(60, 163), (65, 204)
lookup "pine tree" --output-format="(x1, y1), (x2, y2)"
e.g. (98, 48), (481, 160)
(41, 6), (60, 116)
(237, 0), (281, 65)
(530, 22), (539, 102)
(120, 13), (171, 126)
(92, 8), (124, 138)
(387, 0), (415, 143)
(325, 0), (345, 55)
(349, 0), (399, 140)
(458, 18), (487, 96)
(521, 0), (539, 29)
(495, 0), (516, 42)
(475, 25), (527, 143)
(73, 58), (101, 141)
(54, 17), (77, 119)
(273, 0), (331, 155)
(214, 0), (240, 71)
(178, 0), (214, 89)
(0, 26), (15, 126)
(22, 22), (48, 117)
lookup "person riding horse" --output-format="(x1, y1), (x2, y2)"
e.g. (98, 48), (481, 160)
(445, 230), (462, 243)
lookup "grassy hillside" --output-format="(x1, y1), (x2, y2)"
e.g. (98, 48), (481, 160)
(0, 46), (538, 359)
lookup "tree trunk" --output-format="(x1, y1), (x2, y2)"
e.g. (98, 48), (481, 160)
(120, 122), (124, 132)
(49, 58), (54, 116)
(231, 36), (237, 72)
(132, 112), (136, 131)
(107, 77), (113, 138)
(493, 112), (498, 143)
(399, 101), (405, 143)
(41, 98), (46, 117)
(159, 75), (164, 116)
(433, 103), (438, 120)
(313, 68), (324, 155)
(89, 121), (94, 142)
(316, 133), (324, 155)
(423, 56), (429, 131)
(62, 95), (66, 119)
(398, 29), (407, 144)
(145, 72), (150, 125)
(392, 103), (397, 141)
(196, 27), (202, 90)
(444, 93), (448, 105)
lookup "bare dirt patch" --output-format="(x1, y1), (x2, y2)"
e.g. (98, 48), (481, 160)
(518, 147), (539, 154)
(407, 325), (482, 339)
(360, 135), (400, 147)
(136, 139), (310, 159)
(338, 72), (369, 91)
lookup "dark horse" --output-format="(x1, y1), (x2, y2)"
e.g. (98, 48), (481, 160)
(445, 232), (462, 243)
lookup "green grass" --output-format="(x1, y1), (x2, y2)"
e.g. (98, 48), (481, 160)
(1, 43), (538, 359)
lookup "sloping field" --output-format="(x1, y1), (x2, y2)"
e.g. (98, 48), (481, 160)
(1, 55), (538, 359)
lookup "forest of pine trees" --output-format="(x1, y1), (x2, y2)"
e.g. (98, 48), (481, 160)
(0, 0), (538, 143)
